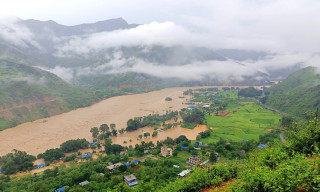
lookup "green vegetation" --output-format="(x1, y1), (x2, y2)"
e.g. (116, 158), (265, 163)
(238, 87), (262, 97)
(0, 118), (17, 131)
(60, 139), (89, 153)
(90, 127), (99, 138)
(181, 108), (205, 129)
(126, 111), (178, 131)
(0, 59), (98, 130)
(265, 66), (320, 118)
(2, 74), (320, 191)
(105, 139), (124, 155)
(0, 115), (319, 191)
(37, 148), (65, 162)
(204, 101), (281, 142)
(0, 150), (36, 175)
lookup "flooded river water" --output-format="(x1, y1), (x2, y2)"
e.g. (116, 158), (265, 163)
(0, 86), (263, 156)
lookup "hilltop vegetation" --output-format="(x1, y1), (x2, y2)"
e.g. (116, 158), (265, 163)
(264, 66), (320, 118)
(0, 59), (98, 130)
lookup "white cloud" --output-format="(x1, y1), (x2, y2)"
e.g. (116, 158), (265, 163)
(56, 21), (203, 56)
(0, 16), (41, 48)
(2, 0), (320, 82)
(44, 51), (320, 83)
(38, 66), (74, 82)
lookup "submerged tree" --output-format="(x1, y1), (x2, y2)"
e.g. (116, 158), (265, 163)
(152, 131), (158, 137)
(99, 124), (109, 134)
(90, 127), (99, 138)
(112, 129), (117, 136)
(110, 123), (116, 130)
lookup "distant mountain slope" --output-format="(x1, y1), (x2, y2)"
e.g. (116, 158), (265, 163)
(215, 49), (268, 61)
(0, 59), (98, 130)
(21, 18), (138, 36)
(265, 66), (320, 117)
(0, 17), (304, 86)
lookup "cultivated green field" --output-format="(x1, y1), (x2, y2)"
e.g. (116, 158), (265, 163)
(217, 91), (238, 99)
(203, 101), (281, 143)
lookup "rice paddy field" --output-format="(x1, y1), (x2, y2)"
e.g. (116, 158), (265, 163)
(202, 101), (282, 143)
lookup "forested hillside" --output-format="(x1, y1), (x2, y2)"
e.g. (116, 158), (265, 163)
(265, 66), (320, 118)
(0, 59), (98, 130)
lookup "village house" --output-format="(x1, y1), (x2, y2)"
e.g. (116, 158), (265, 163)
(107, 162), (122, 172)
(161, 146), (173, 157)
(79, 180), (89, 186)
(55, 186), (65, 192)
(178, 169), (192, 177)
(187, 156), (202, 165)
(124, 174), (138, 187)
(81, 152), (92, 158)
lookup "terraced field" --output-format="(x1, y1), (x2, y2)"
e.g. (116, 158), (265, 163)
(203, 101), (281, 142)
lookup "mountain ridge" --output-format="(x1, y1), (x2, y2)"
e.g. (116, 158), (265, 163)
(265, 66), (320, 118)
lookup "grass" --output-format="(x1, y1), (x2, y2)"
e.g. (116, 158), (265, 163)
(0, 118), (17, 131)
(217, 91), (238, 99)
(202, 101), (281, 143)
(181, 122), (197, 129)
(0, 119), (10, 131)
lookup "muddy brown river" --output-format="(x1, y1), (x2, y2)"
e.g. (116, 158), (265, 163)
(0, 86), (264, 156)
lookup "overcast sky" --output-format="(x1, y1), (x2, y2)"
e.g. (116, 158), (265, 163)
(0, 0), (209, 25)
(1, 0), (320, 81)
(1, 0), (320, 53)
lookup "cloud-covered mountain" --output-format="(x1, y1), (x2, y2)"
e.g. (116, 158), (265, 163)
(0, 17), (318, 88)
(0, 16), (319, 129)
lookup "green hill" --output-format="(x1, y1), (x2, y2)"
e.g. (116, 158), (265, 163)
(265, 66), (320, 118)
(0, 59), (98, 130)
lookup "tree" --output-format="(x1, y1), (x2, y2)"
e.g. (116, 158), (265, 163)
(0, 150), (36, 175)
(112, 129), (117, 136)
(238, 87), (262, 97)
(60, 139), (89, 153)
(175, 135), (188, 144)
(198, 130), (211, 138)
(209, 151), (218, 163)
(138, 134), (143, 139)
(37, 148), (65, 162)
(182, 108), (205, 124)
(281, 116), (294, 128)
(99, 124), (109, 134)
(106, 131), (112, 138)
(119, 128), (125, 134)
(165, 97), (172, 101)
(144, 132), (150, 138)
(105, 144), (123, 155)
(110, 123), (116, 130)
(126, 118), (141, 131)
(152, 131), (158, 137)
(90, 127), (99, 138)
(191, 150), (198, 156)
